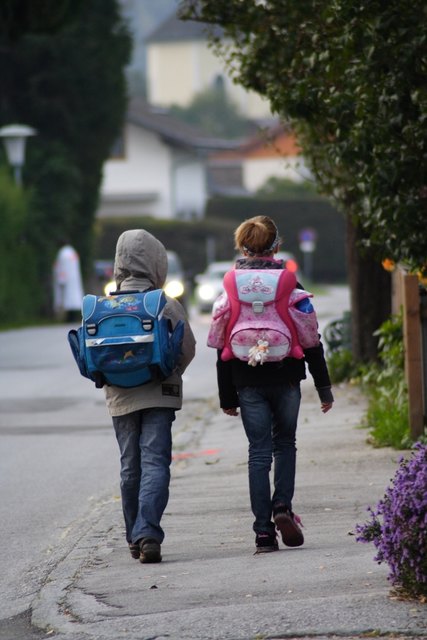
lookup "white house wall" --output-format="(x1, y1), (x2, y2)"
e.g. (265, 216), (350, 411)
(147, 43), (196, 107)
(100, 123), (172, 218)
(243, 157), (311, 192)
(99, 123), (208, 219)
(146, 40), (271, 119)
(172, 151), (206, 218)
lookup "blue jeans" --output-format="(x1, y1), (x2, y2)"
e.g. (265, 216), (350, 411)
(112, 408), (175, 545)
(237, 384), (301, 535)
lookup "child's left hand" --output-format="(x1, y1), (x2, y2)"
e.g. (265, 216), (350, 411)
(223, 407), (239, 416)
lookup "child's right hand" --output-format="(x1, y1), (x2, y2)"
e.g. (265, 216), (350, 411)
(223, 408), (239, 416)
(321, 402), (333, 413)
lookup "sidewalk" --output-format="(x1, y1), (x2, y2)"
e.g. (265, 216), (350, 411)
(32, 379), (426, 640)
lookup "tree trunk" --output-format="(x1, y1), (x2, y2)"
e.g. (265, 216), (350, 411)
(346, 215), (392, 362)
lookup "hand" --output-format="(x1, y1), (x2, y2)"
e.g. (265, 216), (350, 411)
(321, 402), (333, 413)
(223, 408), (239, 416)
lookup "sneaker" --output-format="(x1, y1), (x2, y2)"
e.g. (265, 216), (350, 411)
(273, 506), (304, 547)
(254, 532), (279, 554)
(128, 542), (140, 559)
(139, 538), (162, 563)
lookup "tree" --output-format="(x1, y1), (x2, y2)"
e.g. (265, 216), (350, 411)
(170, 83), (256, 138)
(0, 0), (85, 41)
(0, 0), (131, 316)
(256, 177), (319, 200)
(178, 0), (427, 360)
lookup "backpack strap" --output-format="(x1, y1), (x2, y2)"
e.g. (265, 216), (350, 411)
(221, 270), (240, 361)
(275, 270), (304, 359)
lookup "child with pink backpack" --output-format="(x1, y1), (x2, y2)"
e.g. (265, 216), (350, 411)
(207, 215), (334, 554)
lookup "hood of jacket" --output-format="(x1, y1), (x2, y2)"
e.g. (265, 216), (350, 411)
(114, 229), (168, 291)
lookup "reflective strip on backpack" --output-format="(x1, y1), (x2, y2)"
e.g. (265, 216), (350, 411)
(231, 344), (290, 359)
(85, 334), (154, 347)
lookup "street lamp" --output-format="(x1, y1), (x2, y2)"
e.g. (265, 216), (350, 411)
(0, 124), (36, 186)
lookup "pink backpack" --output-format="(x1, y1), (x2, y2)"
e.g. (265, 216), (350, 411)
(219, 269), (319, 366)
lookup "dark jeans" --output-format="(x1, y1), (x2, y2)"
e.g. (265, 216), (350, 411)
(113, 408), (175, 544)
(237, 383), (301, 534)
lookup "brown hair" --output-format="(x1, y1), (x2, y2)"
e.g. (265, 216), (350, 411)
(234, 215), (280, 256)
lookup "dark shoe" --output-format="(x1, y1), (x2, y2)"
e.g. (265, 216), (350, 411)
(254, 532), (279, 554)
(128, 542), (140, 559)
(139, 538), (162, 563)
(273, 506), (304, 547)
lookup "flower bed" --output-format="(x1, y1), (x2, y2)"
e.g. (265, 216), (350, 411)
(356, 443), (427, 598)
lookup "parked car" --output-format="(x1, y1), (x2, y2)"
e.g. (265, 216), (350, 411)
(164, 250), (188, 311)
(93, 251), (188, 310)
(94, 259), (115, 295)
(194, 252), (300, 314)
(194, 260), (234, 313)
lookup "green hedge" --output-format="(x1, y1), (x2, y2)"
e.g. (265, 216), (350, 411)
(93, 216), (237, 280)
(206, 197), (347, 282)
(0, 168), (42, 325)
(94, 196), (347, 284)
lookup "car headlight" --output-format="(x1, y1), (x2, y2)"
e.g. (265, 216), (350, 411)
(197, 284), (216, 301)
(104, 280), (117, 296)
(164, 279), (185, 299)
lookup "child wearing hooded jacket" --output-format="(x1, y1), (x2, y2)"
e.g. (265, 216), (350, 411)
(207, 216), (333, 554)
(105, 229), (196, 563)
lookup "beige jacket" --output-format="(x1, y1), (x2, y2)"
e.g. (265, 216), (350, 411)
(104, 229), (196, 417)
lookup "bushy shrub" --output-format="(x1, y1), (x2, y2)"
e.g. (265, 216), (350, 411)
(355, 443), (427, 598)
(327, 348), (360, 384)
(0, 167), (41, 325)
(360, 314), (410, 448)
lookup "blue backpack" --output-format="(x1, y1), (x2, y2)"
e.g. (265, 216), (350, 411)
(68, 290), (184, 388)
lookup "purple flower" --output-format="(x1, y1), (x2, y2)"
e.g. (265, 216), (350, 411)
(355, 443), (427, 597)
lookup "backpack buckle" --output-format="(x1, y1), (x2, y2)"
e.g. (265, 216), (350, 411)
(87, 323), (97, 336)
(252, 301), (264, 314)
(142, 319), (153, 331)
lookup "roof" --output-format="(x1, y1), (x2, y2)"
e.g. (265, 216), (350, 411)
(145, 11), (223, 44)
(209, 122), (301, 161)
(126, 98), (243, 153)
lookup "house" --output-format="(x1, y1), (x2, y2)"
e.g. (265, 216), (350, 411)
(98, 98), (241, 219)
(145, 12), (272, 120)
(209, 123), (311, 195)
(98, 13), (310, 219)
(98, 102), (309, 219)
